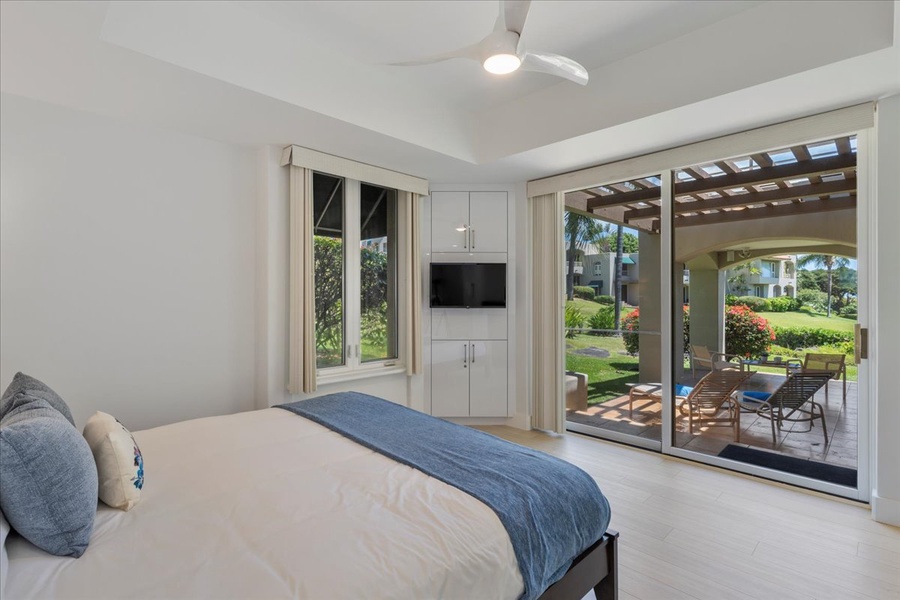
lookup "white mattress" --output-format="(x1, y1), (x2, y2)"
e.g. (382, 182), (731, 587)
(4, 408), (524, 599)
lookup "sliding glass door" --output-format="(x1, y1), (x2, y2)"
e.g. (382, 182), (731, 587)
(564, 175), (663, 451)
(556, 116), (870, 501)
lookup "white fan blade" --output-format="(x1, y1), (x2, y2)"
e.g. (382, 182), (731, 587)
(521, 51), (589, 85)
(389, 42), (483, 67)
(495, 0), (531, 35)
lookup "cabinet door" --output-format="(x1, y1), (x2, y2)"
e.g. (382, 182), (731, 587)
(469, 192), (507, 253)
(468, 340), (508, 417)
(431, 191), (471, 252)
(431, 340), (471, 417)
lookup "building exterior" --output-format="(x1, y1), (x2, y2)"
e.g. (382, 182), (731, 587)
(723, 255), (797, 298)
(569, 248), (641, 306)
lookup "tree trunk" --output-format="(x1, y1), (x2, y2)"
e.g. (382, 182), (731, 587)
(613, 225), (624, 331)
(826, 264), (833, 317)
(566, 243), (576, 301)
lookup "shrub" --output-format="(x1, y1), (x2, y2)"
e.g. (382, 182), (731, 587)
(731, 296), (771, 312)
(564, 303), (586, 338)
(587, 305), (616, 335)
(797, 289), (828, 313)
(621, 309), (640, 355)
(839, 300), (858, 318)
(573, 286), (596, 300)
(725, 294), (739, 306)
(725, 305), (775, 357)
(767, 296), (801, 312)
(595, 294), (615, 305)
(772, 326), (853, 349)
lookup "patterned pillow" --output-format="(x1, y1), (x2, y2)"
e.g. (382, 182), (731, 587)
(82, 412), (144, 511)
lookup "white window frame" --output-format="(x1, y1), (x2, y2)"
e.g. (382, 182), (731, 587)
(315, 177), (405, 383)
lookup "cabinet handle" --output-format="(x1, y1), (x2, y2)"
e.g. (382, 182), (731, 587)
(463, 343), (467, 368)
(471, 343), (475, 363)
(471, 227), (475, 249)
(463, 224), (468, 249)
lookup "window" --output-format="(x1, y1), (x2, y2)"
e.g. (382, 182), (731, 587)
(761, 260), (779, 278)
(313, 173), (398, 372)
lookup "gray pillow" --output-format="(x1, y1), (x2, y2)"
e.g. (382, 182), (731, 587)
(1, 372), (75, 426)
(0, 395), (97, 557)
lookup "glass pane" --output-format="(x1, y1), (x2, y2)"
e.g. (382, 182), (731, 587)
(672, 136), (858, 488)
(563, 175), (663, 446)
(359, 183), (398, 362)
(313, 172), (345, 368)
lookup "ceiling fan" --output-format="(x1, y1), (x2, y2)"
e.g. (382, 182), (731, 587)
(390, 0), (589, 86)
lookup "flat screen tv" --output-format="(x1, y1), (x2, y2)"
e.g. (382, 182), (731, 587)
(430, 263), (506, 309)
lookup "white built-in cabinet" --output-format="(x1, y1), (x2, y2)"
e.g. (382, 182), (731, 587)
(431, 191), (507, 253)
(431, 340), (508, 418)
(428, 189), (511, 419)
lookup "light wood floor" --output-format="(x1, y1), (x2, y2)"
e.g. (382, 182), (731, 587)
(479, 426), (900, 600)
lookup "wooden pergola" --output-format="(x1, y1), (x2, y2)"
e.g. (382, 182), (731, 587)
(564, 136), (857, 232)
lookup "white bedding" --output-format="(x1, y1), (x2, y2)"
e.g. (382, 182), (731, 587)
(4, 408), (524, 599)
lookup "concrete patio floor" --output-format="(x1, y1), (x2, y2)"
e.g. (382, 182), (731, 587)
(566, 373), (857, 471)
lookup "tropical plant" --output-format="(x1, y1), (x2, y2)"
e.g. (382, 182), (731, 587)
(587, 305), (616, 336)
(564, 303), (586, 338)
(797, 254), (850, 317)
(727, 263), (761, 296)
(564, 212), (609, 301)
(725, 305), (775, 357)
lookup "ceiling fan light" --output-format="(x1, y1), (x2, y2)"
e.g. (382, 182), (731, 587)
(483, 53), (521, 75)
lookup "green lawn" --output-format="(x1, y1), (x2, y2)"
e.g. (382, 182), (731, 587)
(566, 334), (639, 404)
(755, 308), (856, 332)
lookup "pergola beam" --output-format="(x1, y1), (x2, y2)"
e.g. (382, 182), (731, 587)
(624, 178), (856, 221)
(674, 195), (856, 227)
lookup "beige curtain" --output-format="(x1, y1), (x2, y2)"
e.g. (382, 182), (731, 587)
(288, 165), (317, 394)
(531, 193), (565, 433)
(403, 191), (423, 376)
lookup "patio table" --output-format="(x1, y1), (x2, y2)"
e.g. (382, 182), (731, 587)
(740, 358), (802, 377)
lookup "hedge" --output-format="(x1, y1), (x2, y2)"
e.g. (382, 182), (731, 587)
(573, 286), (596, 300)
(596, 295), (615, 305)
(767, 296), (801, 312)
(730, 296), (770, 312)
(772, 326), (853, 349)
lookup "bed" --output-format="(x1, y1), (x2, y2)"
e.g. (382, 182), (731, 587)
(2, 392), (616, 600)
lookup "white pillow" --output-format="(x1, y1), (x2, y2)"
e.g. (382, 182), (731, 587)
(83, 412), (144, 511)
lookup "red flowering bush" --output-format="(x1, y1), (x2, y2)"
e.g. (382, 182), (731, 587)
(725, 305), (775, 358)
(621, 308), (641, 355)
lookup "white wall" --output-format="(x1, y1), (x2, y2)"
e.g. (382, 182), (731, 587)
(0, 93), (257, 430)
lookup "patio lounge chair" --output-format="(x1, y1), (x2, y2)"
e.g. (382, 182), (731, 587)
(736, 370), (834, 445)
(683, 369), (755, 439)
(802, 353), (847, 404)
(688, 344), (742, 377)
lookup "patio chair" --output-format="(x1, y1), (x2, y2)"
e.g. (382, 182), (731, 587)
(735, 371), (834, 445)
(683, 370), (755, 439)
(802, 353), (847, 404)
(688, 344), (742, 377)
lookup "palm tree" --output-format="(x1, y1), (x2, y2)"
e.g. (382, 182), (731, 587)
(564, 212), (609, 301)
(797, 254), (850, 317)
(613, 225), (624, 329)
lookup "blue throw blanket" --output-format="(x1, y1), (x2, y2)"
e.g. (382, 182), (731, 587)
(278, 392), (611, 600)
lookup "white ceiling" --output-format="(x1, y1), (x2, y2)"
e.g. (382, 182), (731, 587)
(1, 1), (898, 184)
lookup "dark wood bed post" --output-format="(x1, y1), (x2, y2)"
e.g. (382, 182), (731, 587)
(537, 529), (619, 600)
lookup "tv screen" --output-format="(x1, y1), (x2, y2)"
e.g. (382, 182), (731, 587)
(430, 263), (506, 308)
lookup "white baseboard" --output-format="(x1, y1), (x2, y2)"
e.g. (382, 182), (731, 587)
(871, 491), (900, 526)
